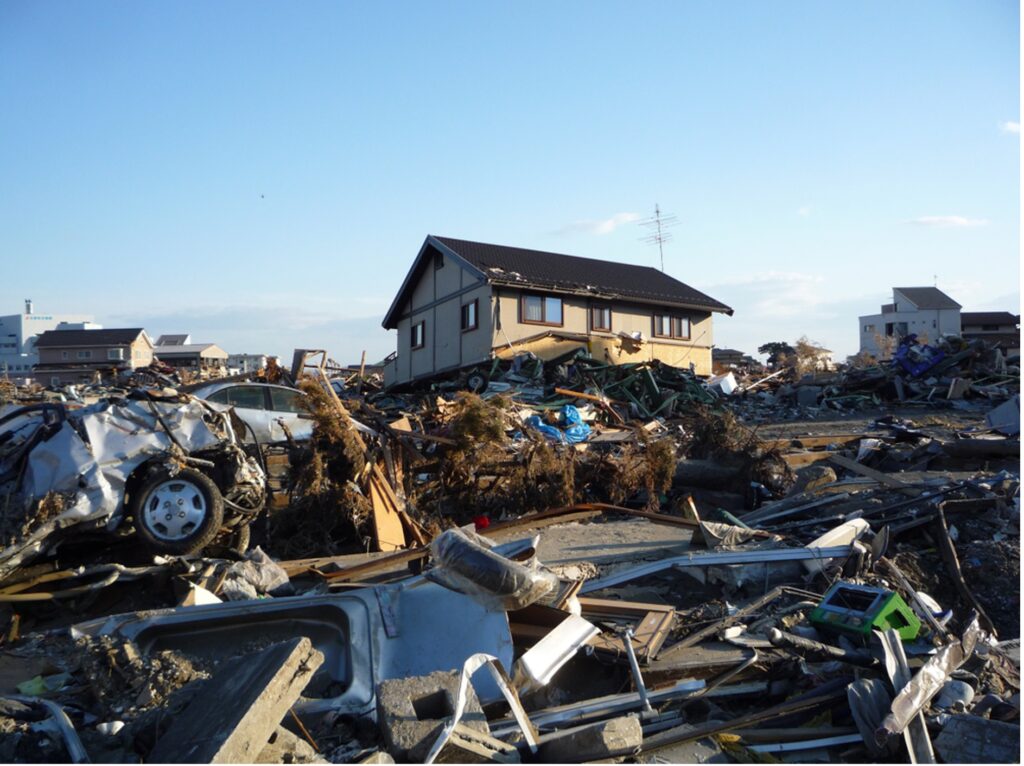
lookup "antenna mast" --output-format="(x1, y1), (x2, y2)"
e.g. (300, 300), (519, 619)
(639, 204), (679, 272)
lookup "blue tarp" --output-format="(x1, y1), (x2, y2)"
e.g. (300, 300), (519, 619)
(893, 334), (946, 378)
(525, 404), (591, 444)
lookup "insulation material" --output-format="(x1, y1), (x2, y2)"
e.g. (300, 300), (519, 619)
(426, 527), (561, 611)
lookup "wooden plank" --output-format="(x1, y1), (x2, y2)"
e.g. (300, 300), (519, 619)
(783, 451), (839, 468)
(368, 471), (406, 552)
(762, 434), (863, 452)
(829, 454), (919, 496)
(148, 637), (324, 763)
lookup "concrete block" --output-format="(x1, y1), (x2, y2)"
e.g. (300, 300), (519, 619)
(148, 637), (324, 764)
(933, 714), (1019, 764)
(376, 669), (489, 762)
(538, 715), (642, 763)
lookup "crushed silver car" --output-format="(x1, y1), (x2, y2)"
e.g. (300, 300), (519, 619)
(0, 390), (266, 579)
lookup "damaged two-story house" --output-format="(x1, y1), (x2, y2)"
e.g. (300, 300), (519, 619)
(381, 236), (733, 388)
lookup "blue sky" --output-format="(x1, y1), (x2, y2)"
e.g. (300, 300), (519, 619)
(1, 1), (1018, 363)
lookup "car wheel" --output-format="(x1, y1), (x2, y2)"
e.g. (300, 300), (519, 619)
(131, 468), (225, 555)
(466, 371), (489, 393)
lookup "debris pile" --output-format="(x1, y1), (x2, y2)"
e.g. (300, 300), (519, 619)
(0, 344), (1018, 763)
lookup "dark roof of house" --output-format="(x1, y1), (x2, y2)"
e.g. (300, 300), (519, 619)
(894, 287), (961, 310)
(437, 235), (732, 312)
(382, 235), (732, 329)
(960, 311), (1020, 326)
(35, 328), (146, 348)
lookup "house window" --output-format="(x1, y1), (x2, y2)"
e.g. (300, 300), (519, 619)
(411, 321), (425, 350)
(61, 351), (68, 360)
(107, 348), (125, 361)
(51, 376), (61, 386)
(654, 314), (691, 340)
(591, 306), (612, 332)
(981, 324), (1000, 331)
(461, 299), (478, 332)
(521, 294), (563, 326)
(76, 350), (92, 359)
(864, 324), (875, 333)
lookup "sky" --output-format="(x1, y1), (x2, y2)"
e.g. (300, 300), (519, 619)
(1, 1), (1019, 364)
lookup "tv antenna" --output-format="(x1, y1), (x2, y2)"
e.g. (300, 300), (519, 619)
(639, 204), (679, 272)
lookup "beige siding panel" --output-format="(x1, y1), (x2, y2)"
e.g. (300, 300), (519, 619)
(434, 298), (461, 370)
(395, 317), (413, 382)
(410, 267), (434, 309)
(435, 256), (462, 296)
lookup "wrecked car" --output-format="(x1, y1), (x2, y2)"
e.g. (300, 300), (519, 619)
(189, 381), (315, 444)
(0, 390), (266, 578)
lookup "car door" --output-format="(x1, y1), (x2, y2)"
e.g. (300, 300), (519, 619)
(206, 385), (275, 443)
(267, 386), (313, 442)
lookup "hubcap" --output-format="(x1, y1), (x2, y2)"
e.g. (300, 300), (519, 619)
(142, 479), (207, 541)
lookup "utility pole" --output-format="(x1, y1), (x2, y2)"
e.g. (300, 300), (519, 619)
(639, 204), (678, 272)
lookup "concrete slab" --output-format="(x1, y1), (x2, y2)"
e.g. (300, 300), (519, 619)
(491, 518), (693, 569)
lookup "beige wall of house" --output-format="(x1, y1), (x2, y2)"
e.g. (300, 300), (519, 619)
(390, 251), (492, 384)
(35, 336), (154, 385)
(491, 288), (715, 375)
(37, 338), (153, 368)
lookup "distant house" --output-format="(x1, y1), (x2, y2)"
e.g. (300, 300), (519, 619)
(712, 347), (764, 374)
(858, 287), (962, 357)
(154, 334), (229, 372)
(382, 235), (733, 387)
(33, 328), (153, 386)
(961, 312), (1020, 356)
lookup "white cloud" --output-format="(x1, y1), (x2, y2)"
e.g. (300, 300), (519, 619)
(797, 205), (811, 217)
(554, 212), (641, 236)
(906, 215), (990, 228)
(1000, 120), (1020, 134)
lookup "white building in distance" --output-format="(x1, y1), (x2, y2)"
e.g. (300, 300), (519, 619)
(0, 300), (98, 381)
(858, 287), (962, 358)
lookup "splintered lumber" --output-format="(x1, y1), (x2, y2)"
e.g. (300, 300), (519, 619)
(148, 637), (324, 763)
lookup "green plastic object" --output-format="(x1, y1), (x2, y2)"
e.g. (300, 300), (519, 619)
(809, 582), (921, 641)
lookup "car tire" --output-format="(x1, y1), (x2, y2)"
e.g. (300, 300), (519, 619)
(131, 468), (225, 555)
(466, 371), (489, 393)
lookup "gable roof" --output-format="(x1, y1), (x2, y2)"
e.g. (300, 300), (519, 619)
(383, 235), (733, 328)
(960, 311), (1019, 326)
(35, 328), (147, 348)
(894, 287), (961, 310)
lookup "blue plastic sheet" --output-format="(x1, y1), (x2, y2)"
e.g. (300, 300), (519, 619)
(525, 405), (591, 444)
(560, 405), (591, 444)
